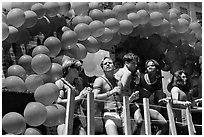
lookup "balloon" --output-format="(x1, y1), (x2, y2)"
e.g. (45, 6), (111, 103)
(25, 74), (44, 93)
(58, 2), (71, 16)
(44, 2), (60, 17)
(82, 36), (101, 53)
(89, 20), (105, 37)
(2, 112), (26, 134)
(31, 3), (46, 19)
(123, 2), (137, 14)
(74, 23), (91, 41)
(68, 43), (87, 60)
(148, 2), (158, 13)
(150, 12), (164, 26)
(43, 105), (60, 127)
(119, 20), (134, 35)
(89, 9), (104, 21)
(45, 63), (63, 82)
(5, 26), (19, 43)
(32, 45), (50, 57)
(157, 2), (169, 14)
(54, 104), (66, 125)
(98, 28), (113, 43)
(89, 2), (102, 10)
(24, 128), (42, 135)
(180, 14), (191, 23)
(112, 5), (127, 20)
(72, 15), (86, 27)
(174, 18), (189, 33)
(71, 2), (89, 15)
(24, 102), (47, 126)
(34, 83), (60, 106)
(104, 18), (120, 33)
(189, 22), (202, 35)
(127, 13), (140, 27)
(4, 76), (26, 92)
(39, 74), (52, 84)
(18, 55), (33, 74)
(61, 30), (78, 49)
(2, 22), (9, 41)
(61, 26), (71, 32)
(111, 32), (122, 45)
(44, 36), (62, 58)
(7, 65), (26, 81)
(135, 2), (148, 11)
(24, 10), (38, 28)
(169, 12), (178, 25)
(137, 9), (150, 25)
(31, 54), (51, 74)
(159, 19), (170, 33)
(11, 2), (35, 11)
(7, 8), (25, 28)
(103, 9), (116, 20)
(168, 8), (180, 16)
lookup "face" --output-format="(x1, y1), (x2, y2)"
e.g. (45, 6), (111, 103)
(180, 73), (187, 85)
(127, 60), (137, 72)
(102, 58), (114, 72)
(146, 61), (156, 73)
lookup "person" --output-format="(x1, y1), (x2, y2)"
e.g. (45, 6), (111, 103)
(55, 58), (92, 135)
(114, 52), (145, 135)
(168, 70), (193, 135)
(93, 57), (124, 135)
(136, 59), (168, 135)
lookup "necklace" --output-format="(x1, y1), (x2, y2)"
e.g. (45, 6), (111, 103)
(144, 74), (157, 85)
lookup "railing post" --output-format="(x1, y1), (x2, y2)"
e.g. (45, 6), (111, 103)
(186, 106), (196, 135)
(87, 92), (95, 135)
(63, 89), (75, 135)
(143, 98), (151, 135)
(123, 95), (132, 135)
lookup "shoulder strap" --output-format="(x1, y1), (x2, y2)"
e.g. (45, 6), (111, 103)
(100, 75), (114, 90)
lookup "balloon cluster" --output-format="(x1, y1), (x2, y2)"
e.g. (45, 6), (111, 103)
(2, 2), (202, 134)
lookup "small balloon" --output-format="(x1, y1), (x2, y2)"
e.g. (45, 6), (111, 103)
(112, 5), (128, 20)
(127, 13), (140, 28)
(103, 9), (116, 20)
(174, 18), (189, 33)
(6, 8), (25, 28)
(18, 54), (33, 75)
(32, 45), (50, 57)
(82, 36), (101, 53)
(119, 20), (134, 35)
(24, 102), (47, 126)
(89, 20), (105, 37)
(31, 54), (52, 74)
(89, 9), (104, 21)
(4, 76), (26, 92)
(24, 10), (38, 28)
(34, 83), (60, 106)
(7, 65), (26, 81)
(137, 9), (150, 25)
(150, 11), (164, 26)
(24, 128), (42, 135)
(123, 2), (137, 14)
(31, 3), (46, 19)
(135, 2), (148, 11)
(61, 30), (78, 49)
(25, 74), (44, 93)
(104, 18), (120, 33)
(5, 26), (19, 43)
(2, 112), (26, 134)
(74, 23), (91, 41)
(45, 63), (63, 82)
(98, 27), (114, 43)
(44, 2), (60, 17)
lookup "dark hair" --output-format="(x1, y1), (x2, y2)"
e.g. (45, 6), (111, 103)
(122, 52), (139, 64)
(100, 57), (114, 68)
(168, 70), (191, 93)
(62, 58), (83, 77)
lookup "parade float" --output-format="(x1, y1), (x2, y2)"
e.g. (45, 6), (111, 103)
(2, 2), (202, 135)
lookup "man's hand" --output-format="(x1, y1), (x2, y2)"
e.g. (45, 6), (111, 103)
(78, 87), (92, 99)
(129, 91), (139, 102)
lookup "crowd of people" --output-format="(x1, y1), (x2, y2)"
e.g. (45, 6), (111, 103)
(54, 52), (202, 135)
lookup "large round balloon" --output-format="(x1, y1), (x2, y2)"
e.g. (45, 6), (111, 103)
(61, 30), (78, 50)
(34, 83), (60, 106)
(24, 102), (47, 126)
(89, 20), (105, 37)
(45, 63), (63, 82)
(4, 76), (26, 92)
(103, 9), (116, 20)
(43, 105), (61, 127)
(89, 9), (104, 21)
(6, 8), (25, 28)
(136, 2), (148, 11)
(25, 74), (44, 93)
(5, 26), (19, 43)
(7, 65), (26, 81)
(98, 27), (113, 43)
(168, 12), (178, 25)
(150, 11), (164, 26)
(82, 36), (101, 53)
(67, 43), (87, 60)
(127, 13), (140, 28)
(104, 18), (120, 33)
(157, 2), (169, 14)
(31, 54), (52, 74)
(23, 10), (38, 28)
(147, 2), (158, 13)
(54, 104), (66, 125)
(2, 22), (9, 41)
(112, 4), (127, 20)
(119, 20), (133, 35)
(44, 2), (60, 17)
(189, 22), (202, 36)
(71, 15), (93, 27)
(31, 3), (46, 19)
(180, 14), (191, 23)
(71, 2), (89, 15)
(123, 2), (137, 14)
(32, 45), (50, 57)
(2, 112), (26, 134)
(174, 18), (189, 33)
(159, 19), (170, 33)
(18, 54), (33, 74)
(24, 128), (42, 135)
(44, 36), (62, 58)
(74, 23), (91, 41)
(137, 9), (150, 25)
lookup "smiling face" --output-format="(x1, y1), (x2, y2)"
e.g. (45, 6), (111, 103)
(101, 58), (114, 72)
(146, 61), (156, 73)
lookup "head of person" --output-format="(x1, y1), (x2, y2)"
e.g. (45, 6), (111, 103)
(100, 57), (115, 72)
(171, 70), (191, 90)
(145, 59), (159, 74)
(62, 58), (83, 81)
(123, 52), (139, 72)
